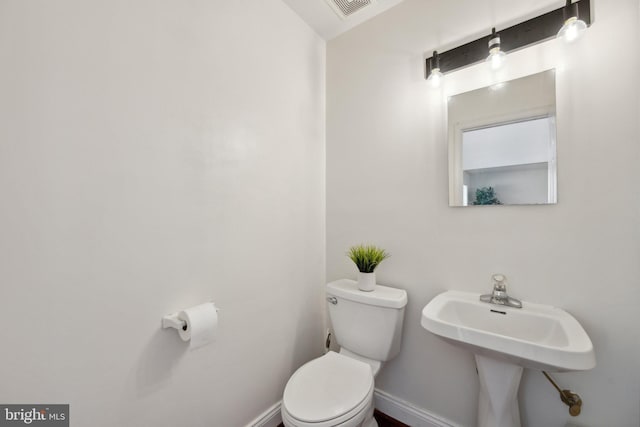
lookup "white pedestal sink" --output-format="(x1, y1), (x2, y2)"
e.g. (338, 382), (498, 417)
(421, 291), (595, 427)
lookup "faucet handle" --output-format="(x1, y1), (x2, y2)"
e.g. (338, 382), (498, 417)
(492, 273), (506, 283)
(492, 273), (507, 292)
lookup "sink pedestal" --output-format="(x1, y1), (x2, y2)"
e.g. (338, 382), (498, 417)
(475, 355), (523, 427)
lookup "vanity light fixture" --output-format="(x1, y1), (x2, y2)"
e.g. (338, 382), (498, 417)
(486, 28), (506, 70)
(424, 0), (592, 78)
(427, 50), (444, 88)
(558, 0), (588, 42)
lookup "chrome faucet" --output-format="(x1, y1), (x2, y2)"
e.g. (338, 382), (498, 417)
(480, 274), (522, 308)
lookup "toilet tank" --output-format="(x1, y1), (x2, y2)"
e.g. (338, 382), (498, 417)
(327, 279), (407, 362)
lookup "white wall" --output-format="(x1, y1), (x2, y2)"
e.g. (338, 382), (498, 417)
(462, 118), (554, 170)
(0, 1), (325, 426)
(327, 0), (640, 426)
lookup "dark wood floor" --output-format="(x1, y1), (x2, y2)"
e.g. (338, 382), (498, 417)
(373, 409), (410, 427)
(277, 410), (409, 427)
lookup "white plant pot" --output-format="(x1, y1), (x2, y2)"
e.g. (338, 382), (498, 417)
(357, 272), (376, 292)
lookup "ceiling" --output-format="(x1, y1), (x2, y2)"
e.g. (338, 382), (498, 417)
(282, 0), (406, 40)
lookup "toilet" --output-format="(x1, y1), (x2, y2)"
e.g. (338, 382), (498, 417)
(281, 279), (407, 427)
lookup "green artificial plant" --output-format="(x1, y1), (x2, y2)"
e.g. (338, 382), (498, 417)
(347, 244), (389, 273)
(473, 186), (502, 205)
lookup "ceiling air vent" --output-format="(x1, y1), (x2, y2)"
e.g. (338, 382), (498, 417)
(326, 0), (375, 19)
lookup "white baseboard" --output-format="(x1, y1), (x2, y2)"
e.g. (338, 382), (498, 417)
(247, 401), (282, 427)
(373, 389), (460, 427)
(247, 391), (458, 427)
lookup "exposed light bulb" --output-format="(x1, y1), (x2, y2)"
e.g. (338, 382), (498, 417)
(487, 49), (506, 70)
(427, 68), (443, 88)
(558, 1), (587, 42)
(558, 16), (587, 42)
(427, 51), (444, 88)
(486, 28), (506, 70)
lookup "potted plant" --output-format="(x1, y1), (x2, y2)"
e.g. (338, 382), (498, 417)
(473, 186), (502, 205)
(347, 244), (389, 292)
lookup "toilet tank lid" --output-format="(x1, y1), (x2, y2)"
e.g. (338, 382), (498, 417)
(327, 279), (407, 309)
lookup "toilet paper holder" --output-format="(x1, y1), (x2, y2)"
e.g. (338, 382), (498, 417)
(162, 313), (189, 331)
(162, 305), (220, 332)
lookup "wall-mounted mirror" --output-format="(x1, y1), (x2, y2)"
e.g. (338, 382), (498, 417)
(448, 70), (557, 206)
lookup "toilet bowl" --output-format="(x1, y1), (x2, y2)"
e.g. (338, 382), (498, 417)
(281, 279), (408, 427)
(282, 352), (376, 427)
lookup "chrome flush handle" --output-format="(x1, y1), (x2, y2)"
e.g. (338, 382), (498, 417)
(327, 296), (338, 305)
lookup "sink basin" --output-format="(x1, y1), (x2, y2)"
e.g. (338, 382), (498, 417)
(421, 290), (596, 427)
(421, 290), (595, 372)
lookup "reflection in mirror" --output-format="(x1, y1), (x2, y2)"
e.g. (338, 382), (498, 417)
(448, 70), (557, 206)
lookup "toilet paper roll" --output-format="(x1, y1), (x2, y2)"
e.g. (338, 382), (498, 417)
(177, 302), (218, 349)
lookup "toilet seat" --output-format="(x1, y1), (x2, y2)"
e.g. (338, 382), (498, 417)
(282, 351), (374, 426)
